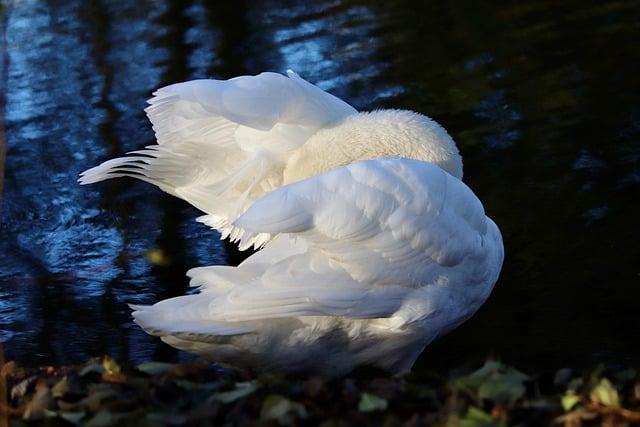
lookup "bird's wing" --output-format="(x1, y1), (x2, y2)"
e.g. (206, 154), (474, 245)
(79, 71), (357, 249)
(191, 157), (503, 325)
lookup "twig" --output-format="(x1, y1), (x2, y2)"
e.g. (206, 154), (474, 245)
(590, 403), (640, 422)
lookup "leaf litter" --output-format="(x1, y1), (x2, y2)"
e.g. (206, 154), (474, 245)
(1, 357), (639, 426)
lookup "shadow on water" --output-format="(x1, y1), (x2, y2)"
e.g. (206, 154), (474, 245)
(0, 1), (7, 210)
(0, 0), (639, 372)
(202, 0), (259, 266)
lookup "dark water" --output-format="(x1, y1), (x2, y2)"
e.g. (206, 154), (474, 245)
(1, 0), (639, 371)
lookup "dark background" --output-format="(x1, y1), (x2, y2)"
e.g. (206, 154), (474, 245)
(1, 0), (639, 371)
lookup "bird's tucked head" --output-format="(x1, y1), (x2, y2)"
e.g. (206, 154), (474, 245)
(282, 109), (463, 185)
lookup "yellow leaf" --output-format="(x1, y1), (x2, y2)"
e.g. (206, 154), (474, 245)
(561, 391), (580, 412)
(102, 356), (121, 376)
(51, 377), (69, 399)
(589, 378), (619, 407)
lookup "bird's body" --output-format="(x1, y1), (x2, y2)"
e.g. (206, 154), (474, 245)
(80, 71), (503, 375)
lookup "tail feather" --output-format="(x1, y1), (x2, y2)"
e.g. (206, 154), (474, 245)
(130, 300), (252, 338)
(187, 265), (260, 291)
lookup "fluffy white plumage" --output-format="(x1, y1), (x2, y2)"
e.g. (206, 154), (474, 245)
(80, 70), (503, 375)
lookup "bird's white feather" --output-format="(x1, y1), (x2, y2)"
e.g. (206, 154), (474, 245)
(131, 158), (503, 373)
(219, 158), (497, 317)
(79, 71), (356, 249)
(81, 71), (504, 374)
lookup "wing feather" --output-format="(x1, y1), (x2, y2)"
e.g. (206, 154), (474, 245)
(196, 158), (498, 324)
(132, 158), (503, 339)
(79, 71), (357, 249)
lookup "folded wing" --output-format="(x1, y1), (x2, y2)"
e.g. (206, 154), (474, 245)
(134, 158), (503, 334)
(79, 71), (356, 249)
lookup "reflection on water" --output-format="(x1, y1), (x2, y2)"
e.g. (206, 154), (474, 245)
(1, 0), (639, 370)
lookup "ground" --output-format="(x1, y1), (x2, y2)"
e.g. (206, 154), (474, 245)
(2, 356), (639, 426)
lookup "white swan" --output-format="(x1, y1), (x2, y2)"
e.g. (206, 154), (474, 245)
(79, 70), (503, 375)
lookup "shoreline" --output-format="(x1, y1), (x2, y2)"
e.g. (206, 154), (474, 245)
(2, 356), (639, 426)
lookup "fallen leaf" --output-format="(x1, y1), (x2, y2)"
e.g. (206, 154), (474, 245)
(22, 383), (54, 420)
(590, 378), (620, 407)
(358, 392), (388, 412)
(477, 372), (526, 404)
(214, 381), (258, 403)
(51, 376), (69, 398)
(137, 362), (175, 376)
(561, 391), (581, 412)
(44, 409), (86, 425)
(454, 361), (528, 405)
(102, 356), (121, 375)
(459, 406), (503, 427)
(260, 394), (307, 424)
(455, 361), (502, 390)
(11, 375), (37, 399)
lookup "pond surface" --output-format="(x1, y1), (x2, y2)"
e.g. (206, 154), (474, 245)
(1, 0), (639, 371)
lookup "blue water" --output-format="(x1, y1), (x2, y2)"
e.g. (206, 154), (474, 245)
(1, 0), (639, 370)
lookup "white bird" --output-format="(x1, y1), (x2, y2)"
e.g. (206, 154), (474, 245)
(79, 70), (503, 375)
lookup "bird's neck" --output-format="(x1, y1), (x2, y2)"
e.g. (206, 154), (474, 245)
(283, 110), (463, 185)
